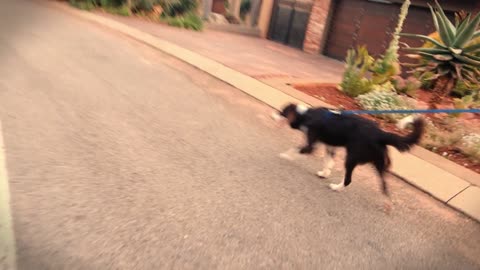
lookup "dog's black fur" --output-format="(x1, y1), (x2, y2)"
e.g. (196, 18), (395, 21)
(280, 104), (425, 195)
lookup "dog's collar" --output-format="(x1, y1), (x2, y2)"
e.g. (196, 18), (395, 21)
(328, 109), (341, 115)
(325, 109), (342, 119)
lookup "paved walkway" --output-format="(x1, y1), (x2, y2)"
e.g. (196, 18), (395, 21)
(93, 11), (344, 82)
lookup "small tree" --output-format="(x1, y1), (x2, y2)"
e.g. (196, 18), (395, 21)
(370, 0), (410, 85)
(339, 0), (411, 96)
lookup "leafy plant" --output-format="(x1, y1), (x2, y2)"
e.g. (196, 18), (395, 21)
(69, 0), (97, 10)
(356, 90), (416, 122)
(400, 1), (480, 109)
(132, 0), (159, 12)
(453, 91), (480, 111)
(423, 10), (480, 55)
(391, 76), (421, 96)
(459, 134), (480, 163)
(339, 46), (376, 97)
(98, 0), (123, 6)
(105, 4), (131, 15)
(182, 12), (203, 30)
(161, 0), (197, 17)
(414, 70), (436, 89)
(240, 0), (251, 20)
(421, 123), (463, 153)
(162, 12), (203, 30)
(421, 10), (480, 99)
(339, 1), (410, 97)
(100, 0), (111, 6)
(451, 79), (479, 97)
(370, 0), (410, 85)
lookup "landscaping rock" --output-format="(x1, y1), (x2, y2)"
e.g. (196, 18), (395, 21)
(209, 13), (228, 24)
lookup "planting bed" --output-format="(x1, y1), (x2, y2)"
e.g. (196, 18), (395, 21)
(294, 83), (480, 174)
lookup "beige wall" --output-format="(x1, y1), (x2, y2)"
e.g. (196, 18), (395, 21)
(230, 0), (242, 17)
(257, 0), (274, 38)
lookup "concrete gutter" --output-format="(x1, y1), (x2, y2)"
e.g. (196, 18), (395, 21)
(46, 2), (480, 222)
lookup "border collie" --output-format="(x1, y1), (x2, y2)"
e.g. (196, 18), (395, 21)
(273, 103), (425, 195)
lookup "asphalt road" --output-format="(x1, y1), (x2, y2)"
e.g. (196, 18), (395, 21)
(0, 1), (479, 269)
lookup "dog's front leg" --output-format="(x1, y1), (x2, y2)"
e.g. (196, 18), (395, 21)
(299, 129), (316, 154)
(279, 129), (315, 160)
(317, 146), (336, 178)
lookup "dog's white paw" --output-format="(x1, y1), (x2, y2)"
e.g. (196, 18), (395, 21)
(271, 112), (283, 122)
(329, 183), (345, 191)
(279, 152), (294, 160)
(316, 170), (331, 179)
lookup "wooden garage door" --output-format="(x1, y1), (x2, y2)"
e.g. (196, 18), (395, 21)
(324, 0), (454, 62)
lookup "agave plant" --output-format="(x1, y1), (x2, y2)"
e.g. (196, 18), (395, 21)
(400, 1), (480, 109)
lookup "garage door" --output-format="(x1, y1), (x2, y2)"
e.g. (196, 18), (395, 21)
(324, 0), (453, 62)
(268, 0), (314, 49)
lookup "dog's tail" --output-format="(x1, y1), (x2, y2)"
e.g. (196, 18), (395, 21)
(380, 117), (425, 152)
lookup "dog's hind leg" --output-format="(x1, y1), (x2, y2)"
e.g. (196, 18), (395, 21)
(330, 157), (357, 191)
(279, 148), (301, 161)
(373, 157), (389, 196)
(317, 146), (336, 178)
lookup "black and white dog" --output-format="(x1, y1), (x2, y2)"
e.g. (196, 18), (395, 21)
(273, 103), (425, 195)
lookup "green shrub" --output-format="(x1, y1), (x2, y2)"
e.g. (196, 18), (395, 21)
(414, 70), (435, 90)
(164, 16), (184, 27)
(453, 92), (480, 112)
(356, 90), (416, 122)
(69, 0), (96, 10)
(421, 123), (463, 152)
(99, 0), (117, 6)
(162, 12), (203, 30)
(98, 0), (123, 6)
(459, 134), (480, 163)
(452, 80), (480, 97)
(183, 12), (203, 30)
(400, 1), (480, 108)
(415, 68), (479, 99)
(240, 0), (251, 19)
(339, 1), (411, 98)
(105, 4), (131, 15)
(161, 0), (197, 17)
(339, 46), (375, 97)
(133, 0), (159, 12)
(391, 76), (420, 96)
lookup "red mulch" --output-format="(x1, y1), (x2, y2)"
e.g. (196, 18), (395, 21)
(293, 83), (480, 174)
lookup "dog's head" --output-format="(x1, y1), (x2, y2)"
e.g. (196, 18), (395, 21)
(271, 103), (308, 129)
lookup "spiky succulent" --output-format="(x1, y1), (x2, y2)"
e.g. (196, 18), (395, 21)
(400, 1), (480, 86)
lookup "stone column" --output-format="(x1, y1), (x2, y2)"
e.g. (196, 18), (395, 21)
(249, 0), (262, 27)
(303, 0), (333, 54)
(257, 0), (274, 37)
(230, 0), (242, 18)
(203, 0), (213, 20)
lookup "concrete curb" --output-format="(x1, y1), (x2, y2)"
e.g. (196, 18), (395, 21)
(48, 2), (480, 222)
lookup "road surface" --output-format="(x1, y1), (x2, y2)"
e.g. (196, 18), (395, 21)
(0, 1), (479, 269)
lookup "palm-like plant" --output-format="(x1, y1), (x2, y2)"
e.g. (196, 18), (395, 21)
(400, 1), (480, 109)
